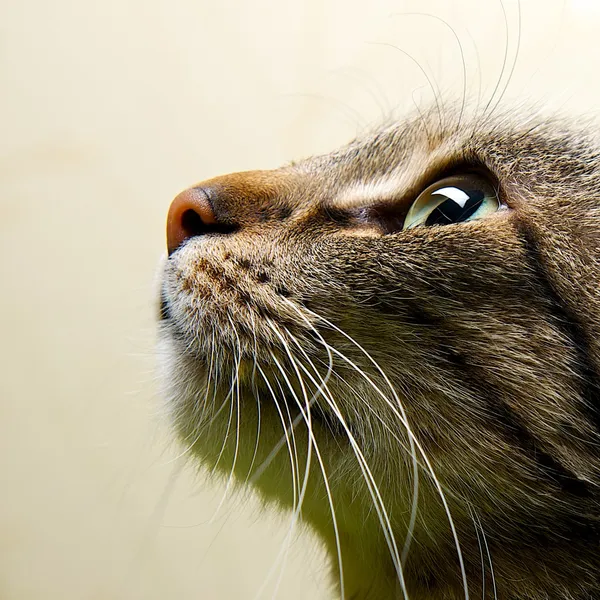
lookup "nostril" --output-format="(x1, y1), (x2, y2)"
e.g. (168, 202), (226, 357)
(166, 187), (236, 255)
(181, 208), (208, 238)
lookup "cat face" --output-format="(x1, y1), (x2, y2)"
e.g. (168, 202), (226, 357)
(158, 108), (600, 599)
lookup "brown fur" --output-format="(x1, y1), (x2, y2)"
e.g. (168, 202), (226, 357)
(158, 106), (600, 599)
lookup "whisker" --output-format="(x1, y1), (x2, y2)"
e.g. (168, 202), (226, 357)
(256, 365), (300, 510)
(251, 354), (314, 600)
(249, 324), (335, 483)
(288, 300), (469, 600)
(208, 376), (236, 478)
(481, 0), (509, 121)
(250, 365), (302, 600)
(249, 400), (306, 482)
(392, 12), (467, 131)
(368, 41), (444, 132)
(283, 316), (413, 599)
(265, 344), (336, 599)
(289, 335), (412, 599)
(487, 0), (521, 120)
(269, 323), (347, 600)
(330, 65), (393, 123)
(244, 311), (262, 484)
(284, 303), (419, 552)
(208, 322), (243, 523)
(164, 332), (220, 464)
(473, 507), (497, 600)
(468, 504), (486, 600)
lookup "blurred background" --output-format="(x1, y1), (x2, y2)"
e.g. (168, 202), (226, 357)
(2, 0), (600, 598)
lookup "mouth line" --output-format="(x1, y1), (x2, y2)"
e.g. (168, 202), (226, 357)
(161, 315), (354, 441)
(159, 287), (351, 439)
(159, 292), (171, 321)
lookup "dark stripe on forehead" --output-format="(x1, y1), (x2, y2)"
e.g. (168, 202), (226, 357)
(515, 220), (600, 435)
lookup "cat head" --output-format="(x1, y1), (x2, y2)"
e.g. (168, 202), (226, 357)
(158, 107), (600, 599)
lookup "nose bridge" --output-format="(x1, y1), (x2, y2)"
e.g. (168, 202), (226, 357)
(198, 169), (294, 222)
(166, 169), (298, 255)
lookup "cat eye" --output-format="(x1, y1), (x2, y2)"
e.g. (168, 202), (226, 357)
(402, 174), (501, 230)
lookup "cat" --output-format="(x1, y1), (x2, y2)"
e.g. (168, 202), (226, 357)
(158, 104), (600, 599)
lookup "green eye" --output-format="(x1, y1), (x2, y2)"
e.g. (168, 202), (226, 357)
(402, 174), (501, 230)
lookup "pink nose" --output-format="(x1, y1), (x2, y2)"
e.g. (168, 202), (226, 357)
(166, 187), (218, 255)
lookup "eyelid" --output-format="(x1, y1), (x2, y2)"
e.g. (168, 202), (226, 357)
(331, 164), (507, 232)
(415, 159), (504, 199)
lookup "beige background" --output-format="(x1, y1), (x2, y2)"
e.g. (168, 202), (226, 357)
(2, 0), (600, 598)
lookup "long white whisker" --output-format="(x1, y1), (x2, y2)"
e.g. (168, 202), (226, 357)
(290, 302), (469, 600)
(164, 331), (219, 464)
(252, 353), (313, 600)
(250, 329), (334, 483)
(250, 365), (302, 599)
(209, 372), (237, 478)
(264, 342), (337, 600)
(201, 330), (228, 436)
(287, 331), (412, 599)
(488, 0), (521, 120)
(244, 312), (262, 483)
(256, 366), (299, 510)
(468, 504), (486, 600)
(285, 316), (417, 598)
(284, 301), (420, 566)
(473, 508), (497, 600)
(269, 324), (347, 600)
(209, 323), (243, 523)
(272, 373), (302, 518)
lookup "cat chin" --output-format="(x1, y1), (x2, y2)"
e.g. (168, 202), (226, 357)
(158, 329), (455, 599)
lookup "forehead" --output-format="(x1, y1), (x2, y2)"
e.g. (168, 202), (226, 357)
(291, 107), (595, 210)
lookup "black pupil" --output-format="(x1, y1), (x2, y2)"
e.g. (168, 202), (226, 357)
(424, 188), (484, 226)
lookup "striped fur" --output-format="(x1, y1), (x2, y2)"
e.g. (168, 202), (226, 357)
(159, 106), (600, 599)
